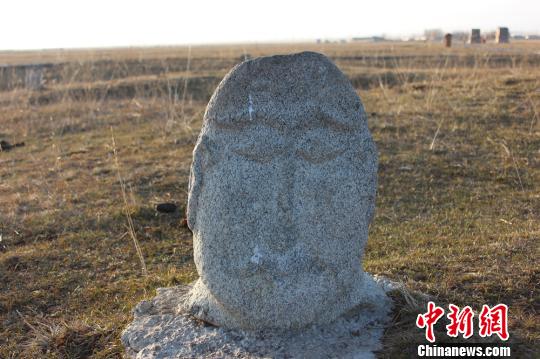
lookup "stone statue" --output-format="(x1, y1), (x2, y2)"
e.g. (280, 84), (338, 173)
(185, 51), (385, 330)
(122, 51), (393, 358)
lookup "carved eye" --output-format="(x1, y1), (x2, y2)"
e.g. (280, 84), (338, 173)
(296, 129), (347, 164)
(231, 125), (285, 163)
(298, 146), (345, 164)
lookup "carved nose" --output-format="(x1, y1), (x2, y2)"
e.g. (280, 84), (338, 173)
(271, 150), (297, 253)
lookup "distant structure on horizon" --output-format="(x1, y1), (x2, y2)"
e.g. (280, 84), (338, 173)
(496, 27), (510, 43)
(444, 33), (452, 47)
(350, 36), (387, 43)
(0, 63), (50, 91)
(313, 26), (536, 45)
(469, 29), (481, 44)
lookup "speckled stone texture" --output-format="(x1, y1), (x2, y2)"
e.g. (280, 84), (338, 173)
(185, 51), (385, 330)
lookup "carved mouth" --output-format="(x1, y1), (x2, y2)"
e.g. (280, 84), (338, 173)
(241, 247), (331, 281)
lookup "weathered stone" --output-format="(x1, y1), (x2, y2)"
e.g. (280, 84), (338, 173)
(496, 27), (510, 44)
(122, 277), (394, 358)
(469, 29), (481, 44)
(185, 51), (386, 330)
(444, 33), (452, 48)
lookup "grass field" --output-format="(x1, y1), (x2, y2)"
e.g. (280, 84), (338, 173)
(0, 41), (539, 358)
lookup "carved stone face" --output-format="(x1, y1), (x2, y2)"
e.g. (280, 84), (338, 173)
(186, 52), (378, 330)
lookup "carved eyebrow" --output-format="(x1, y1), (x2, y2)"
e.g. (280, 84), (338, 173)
(211, 112), (288, 132)
(316, 111), (359, 132)
(210, 109), (361, 132)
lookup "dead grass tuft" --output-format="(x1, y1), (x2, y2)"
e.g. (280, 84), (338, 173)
(19, 313), (117, 358)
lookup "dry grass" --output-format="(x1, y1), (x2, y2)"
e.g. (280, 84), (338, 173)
(0, 41), (539, 358)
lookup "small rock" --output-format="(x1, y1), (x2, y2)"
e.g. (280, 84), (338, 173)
(0, 140), (25, 152)
(156, 203), (177, 213)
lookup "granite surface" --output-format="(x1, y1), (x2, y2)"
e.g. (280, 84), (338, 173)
(186, 51), (383, 330)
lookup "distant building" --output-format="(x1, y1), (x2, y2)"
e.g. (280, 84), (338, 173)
(526, 35), (540, 40)
(351, 36), (387, 43)
(469, 29), (481, 44)
(444, 33), (452, 47)
(495, 27), (510, 43)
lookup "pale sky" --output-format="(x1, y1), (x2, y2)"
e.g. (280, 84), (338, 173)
(1, 0), (539, 50)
